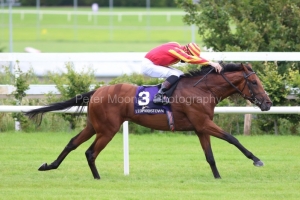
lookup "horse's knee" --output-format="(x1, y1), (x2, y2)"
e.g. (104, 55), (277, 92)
(223, 133), (254, 159)
(223, 133), (239, 145)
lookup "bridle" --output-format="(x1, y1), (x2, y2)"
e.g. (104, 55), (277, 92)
(192, 64), (266, 107)
(220, 70), (263, 106)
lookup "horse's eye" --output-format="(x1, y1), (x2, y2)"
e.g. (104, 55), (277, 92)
(252, 80), (257, 85)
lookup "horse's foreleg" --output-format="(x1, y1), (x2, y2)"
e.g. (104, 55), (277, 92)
(196, 132), (221, 179)
(222, 133), (263, 166)
(203, 121), (263, 167)
(39, 124), (95, 171)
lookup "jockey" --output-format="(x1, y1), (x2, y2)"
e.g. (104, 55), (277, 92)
(142, 42), (222, 105)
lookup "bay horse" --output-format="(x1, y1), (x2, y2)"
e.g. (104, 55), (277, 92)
(24, 63), (272, 179)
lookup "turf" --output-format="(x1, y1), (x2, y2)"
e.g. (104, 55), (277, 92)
(0, 132), (299, 200)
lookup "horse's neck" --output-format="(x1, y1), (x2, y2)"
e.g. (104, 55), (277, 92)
(179, 73), (244, 104)
(206, 73), (245, 101)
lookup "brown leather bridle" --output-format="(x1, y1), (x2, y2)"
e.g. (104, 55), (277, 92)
(220, 70), (265, 106)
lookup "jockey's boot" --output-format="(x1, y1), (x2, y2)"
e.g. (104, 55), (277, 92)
(153, 75), (179, 105)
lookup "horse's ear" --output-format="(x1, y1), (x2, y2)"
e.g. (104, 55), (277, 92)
(241, 62), (252, 72)
(246, 62), (253, 68)
(241, 63), (246, 71)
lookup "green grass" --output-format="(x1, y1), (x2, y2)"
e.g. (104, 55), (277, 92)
(0, 7), (201, 52)
(0, 132), (299, 200)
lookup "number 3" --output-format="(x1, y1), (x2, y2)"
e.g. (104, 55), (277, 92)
(138, 91), (150, 106)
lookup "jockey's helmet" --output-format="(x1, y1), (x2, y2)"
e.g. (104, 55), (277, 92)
(185, 42), (201, 57)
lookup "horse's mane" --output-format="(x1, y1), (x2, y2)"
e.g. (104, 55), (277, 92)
(184, 63), (253, 78)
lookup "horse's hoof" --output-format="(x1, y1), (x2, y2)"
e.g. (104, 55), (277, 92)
(38, 163), (48, 171)
(253, 160), (264, 167)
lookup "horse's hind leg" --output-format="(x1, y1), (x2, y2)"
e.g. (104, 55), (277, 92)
(39, 121), (96, 171)
(85, 130), (119, 179)
(84, 133), (111, 179)
(196, 132), (221, 179)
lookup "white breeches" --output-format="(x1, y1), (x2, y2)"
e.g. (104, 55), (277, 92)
(141, 58), (184, 78)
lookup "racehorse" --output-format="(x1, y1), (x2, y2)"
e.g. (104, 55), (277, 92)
(24, 63), (272, 179)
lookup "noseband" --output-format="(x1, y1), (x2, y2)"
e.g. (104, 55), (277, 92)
(220, 71), (263, 106)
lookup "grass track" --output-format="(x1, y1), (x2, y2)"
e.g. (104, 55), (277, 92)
(0, 132), (299, 200)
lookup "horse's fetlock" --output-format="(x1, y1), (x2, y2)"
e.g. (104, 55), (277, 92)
(49, 161), (59, 169)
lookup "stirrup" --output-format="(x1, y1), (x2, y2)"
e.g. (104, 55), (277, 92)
(161, 95), (170, 105)
(153, 94), (169, 105)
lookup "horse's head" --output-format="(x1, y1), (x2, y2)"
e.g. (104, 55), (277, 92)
(222, 63), (272, 111)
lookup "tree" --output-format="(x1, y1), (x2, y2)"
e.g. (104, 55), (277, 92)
(177, 0), (300, 73)
(177, 0), (300, 52)
(256, 62), (290, 134)
(11, 65), (36, 131)
(49, 62), (101, 130)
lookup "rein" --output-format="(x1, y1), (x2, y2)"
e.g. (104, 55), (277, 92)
(193, 68), (214, 87)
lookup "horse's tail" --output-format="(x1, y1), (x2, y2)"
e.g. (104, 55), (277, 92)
(24, 90), (96, 126)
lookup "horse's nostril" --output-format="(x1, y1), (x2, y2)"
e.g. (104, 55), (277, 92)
(266, 101), (272, 106)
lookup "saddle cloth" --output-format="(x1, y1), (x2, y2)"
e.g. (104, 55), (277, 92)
(134, 85), (171, 115)
(134, 85), (174, 131)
